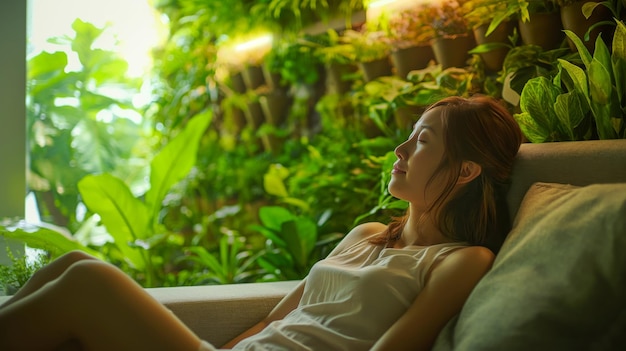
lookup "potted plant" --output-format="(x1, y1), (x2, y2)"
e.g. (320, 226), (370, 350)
(340, 28), (393, 82)
(514, 20), (626, 141)
(464, 0), (518, 72)
(430, 0), (475, 69)
(313, 29), (359, 94)
(387, 3), (437, 79)
(474, 0), (564, 50)
(556, 0), (616, 52)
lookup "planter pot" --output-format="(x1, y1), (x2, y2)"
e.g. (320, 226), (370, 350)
(242, 65), (266, 90)
(391, 44), (435, 79)
(473, 21), (516, 73)
(560, 0), (613, 53)
(262, 64), (283, 91)
(431, 34), (474, 69)
(358, 57), (392, 82)
(259, 90), (291, 126)
(231, 72), (247, 94)
(519, 12), (564, 50)
(325, 62), (356, 94)
(243, 101), (264, 129)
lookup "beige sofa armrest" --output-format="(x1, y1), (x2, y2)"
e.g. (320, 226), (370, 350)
(146, 280), (299, 346)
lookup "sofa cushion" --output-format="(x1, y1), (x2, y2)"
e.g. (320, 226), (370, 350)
(433, 182), (626, 350)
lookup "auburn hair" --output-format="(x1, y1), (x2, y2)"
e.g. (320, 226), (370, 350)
(370, 96), (523, 252)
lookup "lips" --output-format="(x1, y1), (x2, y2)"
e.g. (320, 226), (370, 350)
(392, 163), (406, 174)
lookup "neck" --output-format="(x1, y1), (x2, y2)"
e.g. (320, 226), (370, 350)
(396, 205), (451, 247)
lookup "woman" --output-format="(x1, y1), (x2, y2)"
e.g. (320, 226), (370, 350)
(0, 95), (522, 351)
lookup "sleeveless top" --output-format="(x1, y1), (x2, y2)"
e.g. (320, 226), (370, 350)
(228, 236), (469, 351)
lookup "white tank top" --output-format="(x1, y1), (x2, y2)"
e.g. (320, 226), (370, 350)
(233, 237), (468, 351)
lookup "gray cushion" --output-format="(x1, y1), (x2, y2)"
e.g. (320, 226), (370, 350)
(434, 182), (626, 350)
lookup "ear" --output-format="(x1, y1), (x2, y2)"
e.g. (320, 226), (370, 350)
(457, 161), (482, 185)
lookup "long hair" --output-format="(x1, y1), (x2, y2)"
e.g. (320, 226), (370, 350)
(371, 96), (523, 253)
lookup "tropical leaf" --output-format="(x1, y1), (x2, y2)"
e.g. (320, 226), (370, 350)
(78, 173), (148, 268)
(145, 109), (212, 222)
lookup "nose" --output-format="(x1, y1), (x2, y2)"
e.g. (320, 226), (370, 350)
(394, 141), (407, 159)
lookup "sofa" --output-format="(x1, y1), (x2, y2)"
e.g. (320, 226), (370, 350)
(2, 139), (626, 349)
(144, 138), (626, 349)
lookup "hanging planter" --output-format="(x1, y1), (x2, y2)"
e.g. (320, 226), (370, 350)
(431, 34), (474, 69)
(230, 71), (247, 94)
(325, 62), (356, 94)
(259, 90), (291, 126)
(430, 0), (473, 69)
(519, 11), (565, 50)
(559, 0), (613, 52)
(472, 20), (516, 72)
(358, 57), (393, 82)
(242, 64), (266, 91)
(339, 29), (392, 82)
(391, 45), (434, 79)
(387, 2), (437, 79)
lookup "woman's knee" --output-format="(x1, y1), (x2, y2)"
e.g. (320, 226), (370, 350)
(61, 259), (128, 291)
(59, 250), (97, 265)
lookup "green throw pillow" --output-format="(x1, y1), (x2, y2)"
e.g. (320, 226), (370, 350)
(433, 182), (626, 350)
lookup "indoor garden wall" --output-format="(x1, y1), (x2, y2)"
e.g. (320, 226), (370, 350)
(1, 0), (625, 291)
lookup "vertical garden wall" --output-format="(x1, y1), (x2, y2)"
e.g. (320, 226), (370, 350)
(1, 0), (625, 291)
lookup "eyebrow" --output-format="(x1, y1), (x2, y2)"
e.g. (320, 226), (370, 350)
(413, 123), (437, 135)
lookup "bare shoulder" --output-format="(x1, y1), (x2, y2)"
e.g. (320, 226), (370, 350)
(327, 222), (387, 257)
(431, 245), (495, 283)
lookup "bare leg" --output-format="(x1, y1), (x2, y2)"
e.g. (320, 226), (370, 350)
(0, 259), (202, 351)
(0, 250), (96, 309)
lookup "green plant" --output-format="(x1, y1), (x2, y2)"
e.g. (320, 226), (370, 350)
(250, 205), (343, 280)
(2, 111), (211, 287)
(339, 29), (392, 62)
(432, 0), (472, 38)
(0, 247), (50, 295)
(387, 3), (437, 48)
(178, 233), (263, 285)
(499, 44), (572, 95)
(467, 0), (558, 37)
(27, 19), (147, 230)
(264, 35), (325, 85)
(513, 20), (626, 141)
(558, 21), (626, 139)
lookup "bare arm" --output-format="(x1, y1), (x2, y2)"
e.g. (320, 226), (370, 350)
(371, 246), (495, 351)
(221, 278), (307, 348)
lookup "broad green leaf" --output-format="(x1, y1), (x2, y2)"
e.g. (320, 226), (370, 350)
(469, 42), (509, 54)
(78, 174), (148, 268)
(259, 206), (296, 232)
(563, 30), (593, 68)
(280, 218), (317, 269)
(589, 57), (612, 104)
(519, 76), (561, 134)
(514, 112), (549, 143)
(0, 223), (101, 259)
(554, 92), (588, 140)
(27, 51), (68, 80)
(613, 20), (626, 61)
(263, 164), (290, 198)
(559, 59), (590, 104)
(590, 101), (619, 139)
(145, 110), (212, 220)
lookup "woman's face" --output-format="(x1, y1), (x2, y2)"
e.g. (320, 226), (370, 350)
(388, 107), (449, 209)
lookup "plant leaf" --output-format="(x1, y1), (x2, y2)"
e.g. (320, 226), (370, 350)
(514, 112), (549, 143)
(563, 30), (593, 68)
(145, 110), (212, 222)
(554, 92), (588, 140)
(78, 174), (148, 268)
(0, 222), (101, 259)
